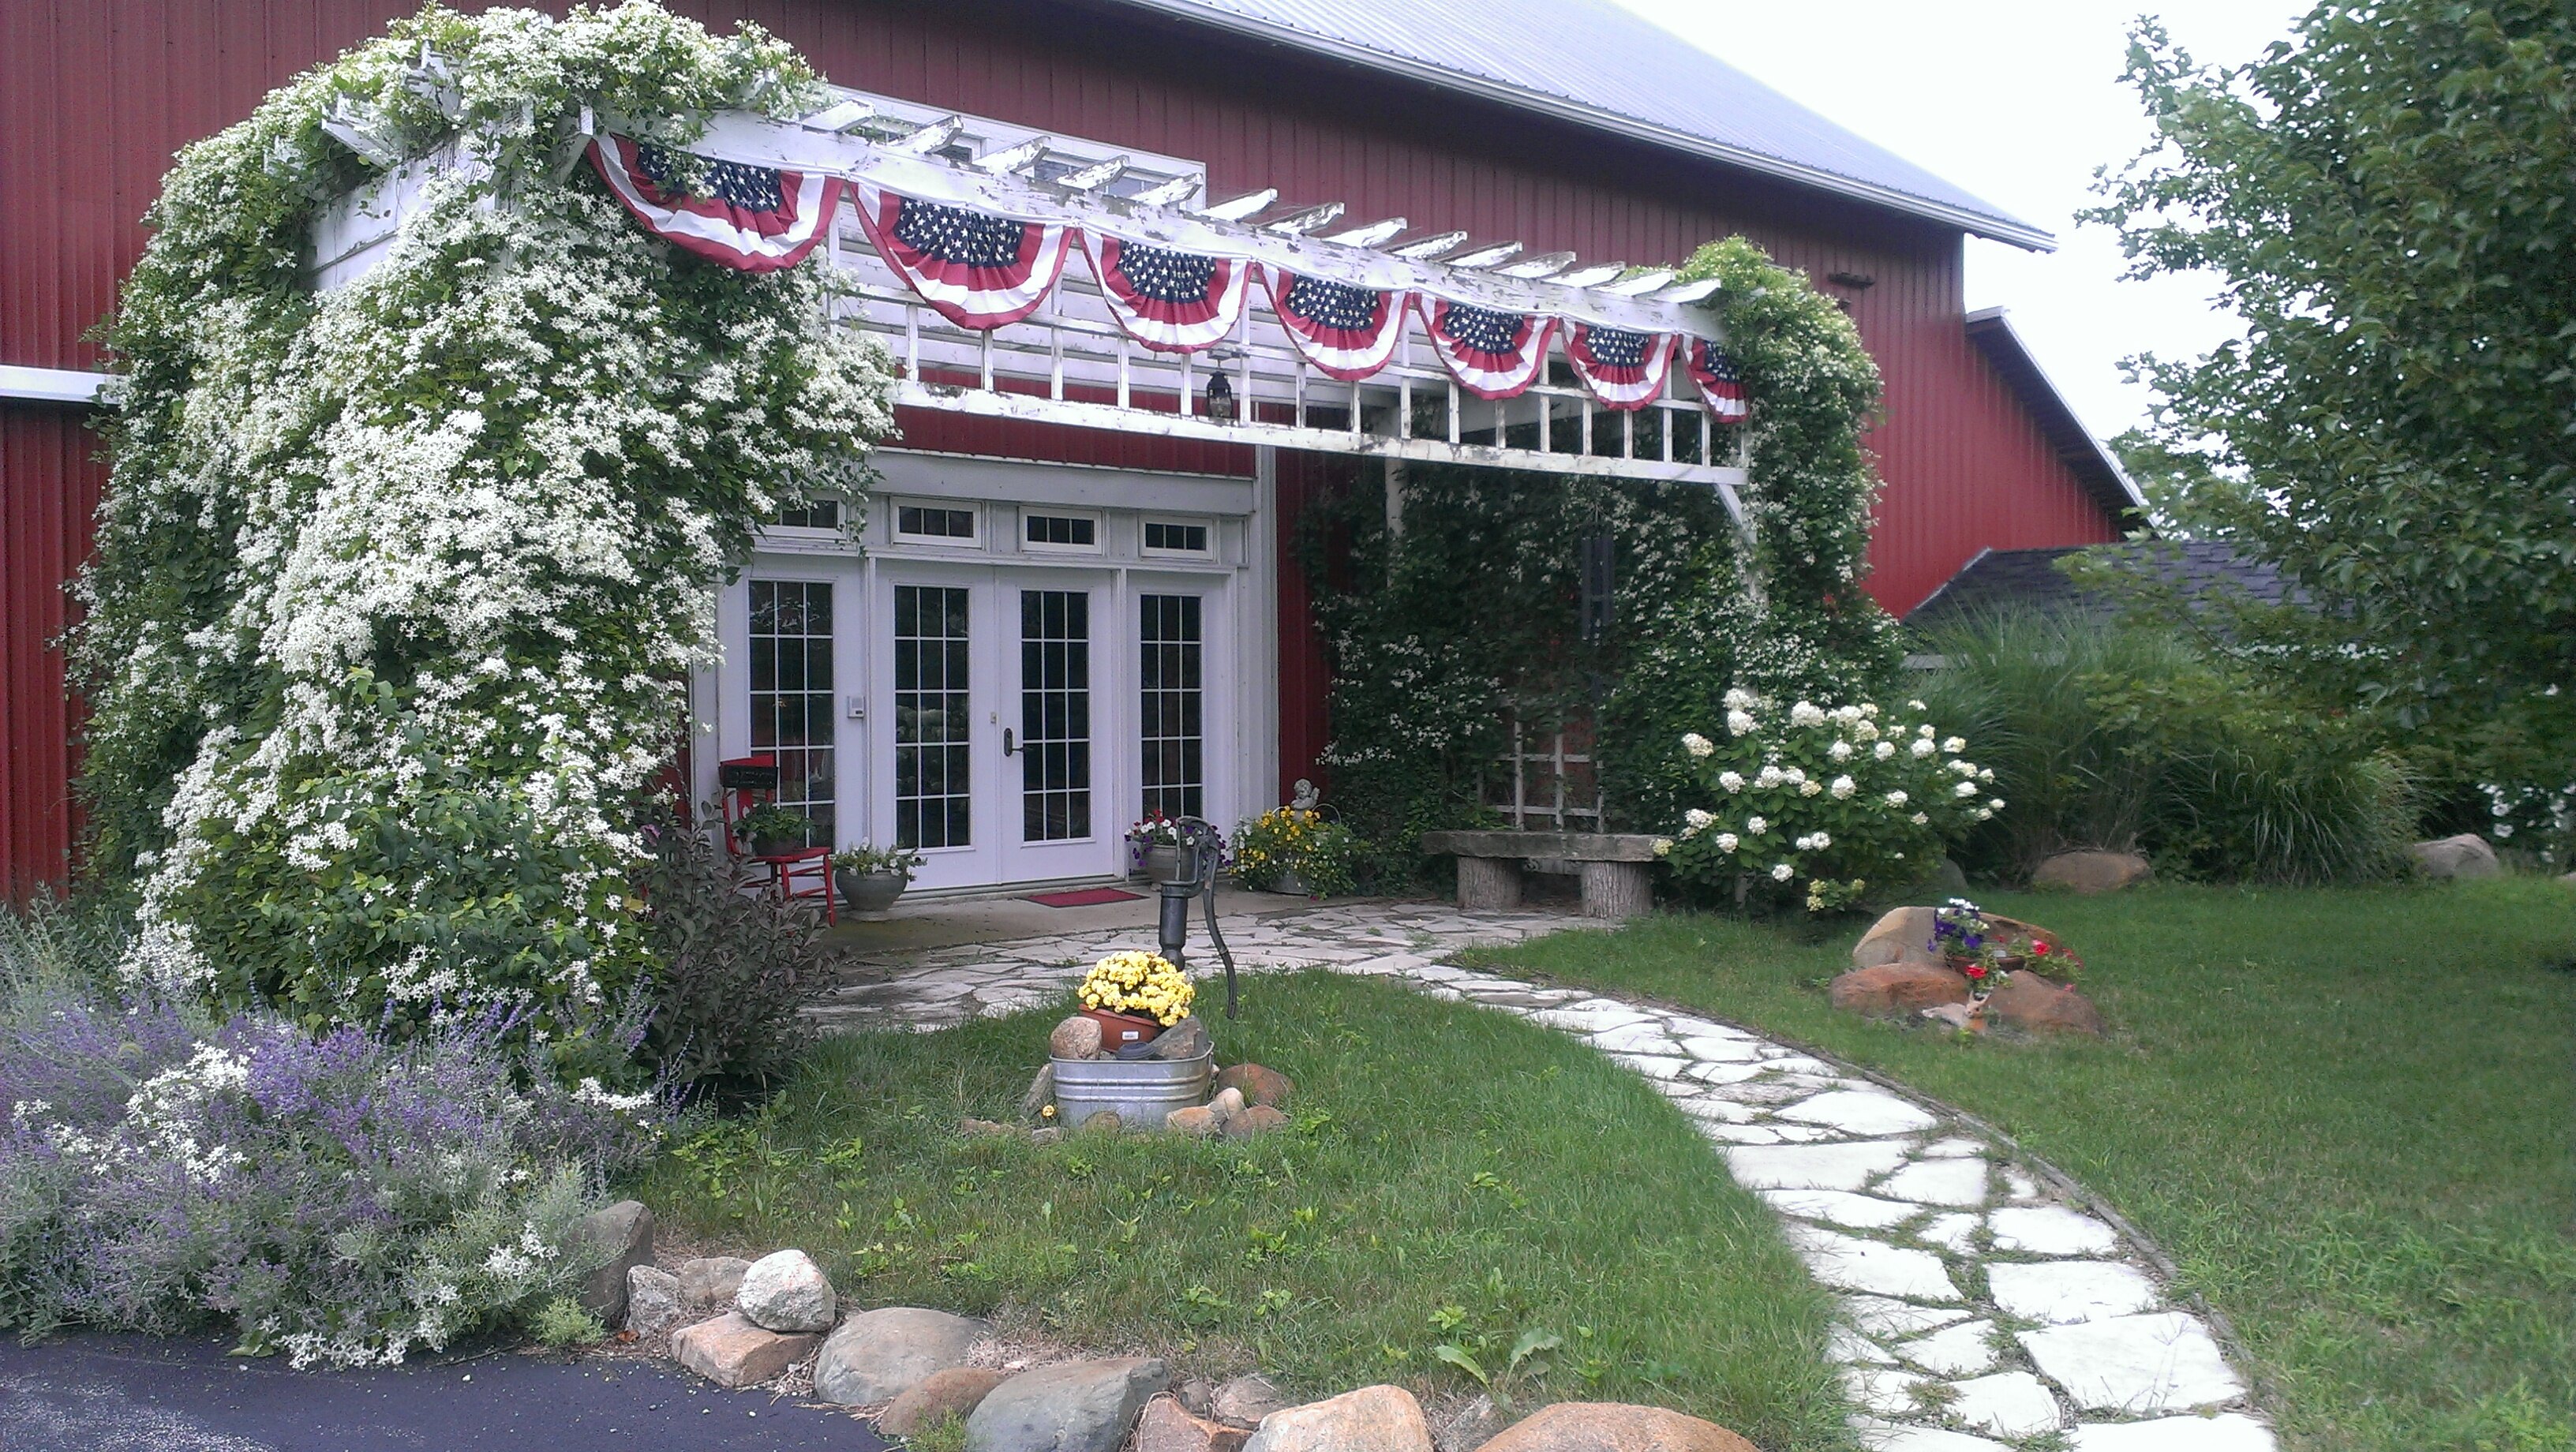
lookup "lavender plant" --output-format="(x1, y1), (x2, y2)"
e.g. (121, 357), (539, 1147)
(0, 908), (662, 1366)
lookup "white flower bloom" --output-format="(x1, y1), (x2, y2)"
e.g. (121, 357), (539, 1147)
(1832, 705), (1865, 726)
(1874, 740), (1896, 760)
(1862, 703), (1882, 718)
(1854, 720), (1881, 741)
(1723, 687), (1758, 709)
(1911, 812), (1930, 825)
(1782, 766), (1807, 785)
(1717, 770), (1746, 793)
(1745, 815), (1767, 835)
(1829, 739), (1854, 761)
(1955, 780), (1980, 798)
(1652, 837), (1674, 858)
(1727, 709), (1758, 736)
(1908, 699), (1927, 711)
(1683, 808), (1717, 834)
(1979, 768), (1996, 782)
(1911, 738), (1937, 758)
(1830, 775), (1856, 799)
(1790, 702), (1826, 727)
(1941, 736), (1967, 754)
(1799, 780), (1823, 797)
(1884, 789), (1908, 807)
(1771, 863), (1795, 881)
(1989, 798), (2007, 811)
(1715, 833), (1740, 852)
(1952, 759), (1980, 776)
(1682, 732), (1716, 758)
(1918, 724), (1937, 738)
(1975, 807), (1994, 821)
(1755, 765), (1784, 788)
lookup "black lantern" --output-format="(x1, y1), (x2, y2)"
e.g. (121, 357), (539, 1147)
(1202, 371), (1237, 425)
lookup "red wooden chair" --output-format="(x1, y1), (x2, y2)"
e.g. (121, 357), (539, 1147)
(718, 754), (836, 925)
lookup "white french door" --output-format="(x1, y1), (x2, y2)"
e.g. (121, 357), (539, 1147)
(873, 564), (1118, 889)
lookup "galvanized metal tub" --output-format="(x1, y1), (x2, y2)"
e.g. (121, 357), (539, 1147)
(1052, 1052), (1213, 1131)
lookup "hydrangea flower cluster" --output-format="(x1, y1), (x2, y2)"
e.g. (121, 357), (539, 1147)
(73, 4), (893, 1053)
(1661, 690), (2001, 911)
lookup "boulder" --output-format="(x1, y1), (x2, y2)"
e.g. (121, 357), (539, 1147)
(814, 1305), (989, 1405)
(2031, 851), (2153, 894)
(1208, 1086), (1248, 1121)
(735, 1249), (835, 1334)
(1213, 1063), (1294, 1109)
(1210, 1374), (1290, 1427)
(1830, 962), (1971, 1016)
(1079, 1110), (1124, 1134)
(679, 1255), (752, 1308)
(2412, 833), (2501, 879)
(1020, 1063), (1058, 1120)
(1850, 906), (1939, 969)
(624, 1264), (682, 1334)
(1474, 1402), (1758, 1452)
(880, 1367), (1012, 1436)
(1223, 1104), (1290, 1139)
(1051, 1016), (1107, 1060)
(572, 1200), (653, 1324)
(1151, 1015), (1212, 1061)
(964, 1356), (1170, 1452)
(1166, 1104), (1225, 1138)
(1137, 1394), (1253, 1452)
(1243, 1385), (1434, 1452)
(1178, 1379), (1219, 1416)
(670, 1311), (820, 1389)
(1986, 974), (2105, 1036)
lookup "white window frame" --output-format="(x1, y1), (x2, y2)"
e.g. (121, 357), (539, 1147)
(1140, 516), (1215, 559)
(1019, 507), (1106, 555)
(891, 499), (983, 548)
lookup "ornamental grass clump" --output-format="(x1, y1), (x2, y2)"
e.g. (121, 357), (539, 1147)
(0, 905), (662, 1366)
(73, 2), (893, 1060)
(1661, 690), (1995, 911)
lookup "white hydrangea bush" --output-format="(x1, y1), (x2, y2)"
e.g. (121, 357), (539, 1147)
(1660, 691), (2000, 911)
(73, 3), (893, 1055)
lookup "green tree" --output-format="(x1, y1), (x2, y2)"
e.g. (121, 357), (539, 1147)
(2087, 4), (2575, 850)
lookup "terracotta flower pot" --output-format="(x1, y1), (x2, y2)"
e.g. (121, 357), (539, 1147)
(1080, 1008), (1163, 1049)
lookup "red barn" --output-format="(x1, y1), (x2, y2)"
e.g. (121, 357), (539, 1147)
(0, 0), (2136, 896)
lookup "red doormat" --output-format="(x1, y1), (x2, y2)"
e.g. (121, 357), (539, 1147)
(1024, 886), (1146, 908)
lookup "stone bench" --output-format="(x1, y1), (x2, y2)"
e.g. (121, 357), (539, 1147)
(1417, 830), (1661, 919)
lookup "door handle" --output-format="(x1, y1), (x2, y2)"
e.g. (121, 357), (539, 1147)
(1002, 727), (1018, 756)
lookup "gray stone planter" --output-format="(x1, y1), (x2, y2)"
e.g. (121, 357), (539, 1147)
(1133, 843), (1183, 883)
(835, 867), (908, 915)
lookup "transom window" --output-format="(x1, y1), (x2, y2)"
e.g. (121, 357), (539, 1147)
(773, 496), (843, 530)
(1142, 519), (1211, 556)
(895, 503), (979, 544)
(1022, 512), (1100, 552)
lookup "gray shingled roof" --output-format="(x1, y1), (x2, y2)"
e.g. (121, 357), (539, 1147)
(1103, 0), (2054, 249)
(1904, 543), (2301, 633)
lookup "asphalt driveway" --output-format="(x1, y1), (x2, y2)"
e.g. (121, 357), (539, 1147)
(0, 1332), (889, 1452)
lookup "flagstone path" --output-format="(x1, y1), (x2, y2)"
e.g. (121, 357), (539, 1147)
(814, 901), (2275, 1452)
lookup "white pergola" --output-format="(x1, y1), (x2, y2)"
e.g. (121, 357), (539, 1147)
(314, 86), (1750, 518)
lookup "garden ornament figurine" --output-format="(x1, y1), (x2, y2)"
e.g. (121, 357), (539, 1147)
(1290, 778), (1321, 811)
(1156, 817), (1241, 1019)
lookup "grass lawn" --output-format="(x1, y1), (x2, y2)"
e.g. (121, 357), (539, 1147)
(1459, 877), (2576, 1452)
(633, 970), (1856, 1450)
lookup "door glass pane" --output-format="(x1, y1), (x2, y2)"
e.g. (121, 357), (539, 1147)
(747, 579), (833, 845)
(1140, 594), (1204, 820)
(1020, 589), (1092, 842)
(894, 585), (972, 850)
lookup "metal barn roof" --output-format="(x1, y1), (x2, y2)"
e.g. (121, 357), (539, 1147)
(1103, 0), (2055, 249)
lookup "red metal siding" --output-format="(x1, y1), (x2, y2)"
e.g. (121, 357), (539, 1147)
(0, 0), (2118, 889)
(0, 407), (104, 897)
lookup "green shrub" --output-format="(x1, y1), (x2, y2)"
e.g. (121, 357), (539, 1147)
(1912, 608), (2414, 884)
(631, 814), (827, 1105)
(528, 1296), (606, 1348)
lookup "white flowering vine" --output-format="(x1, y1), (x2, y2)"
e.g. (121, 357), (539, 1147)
(73, 4), (893, 1049)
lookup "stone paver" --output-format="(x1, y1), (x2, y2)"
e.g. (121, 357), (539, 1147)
(827, 899), (2270, 1450)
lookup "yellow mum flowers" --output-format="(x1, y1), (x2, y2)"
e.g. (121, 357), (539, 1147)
(1077, 950), (1196, 1026)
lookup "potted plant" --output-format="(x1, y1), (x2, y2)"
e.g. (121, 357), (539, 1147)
(830, 843), (923, 915)
(1930, 896), (2081, 1001)
(1128, 811), (1185, 882)
(1075, 949), (1195, 1047)
(1232, 806), (1358, 897)
(732, 803), (815, 859)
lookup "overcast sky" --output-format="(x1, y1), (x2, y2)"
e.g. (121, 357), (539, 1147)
(1608, 1), (2308, 446)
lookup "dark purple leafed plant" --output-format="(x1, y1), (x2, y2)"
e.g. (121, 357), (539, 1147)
(0, 905), (667, 1366)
